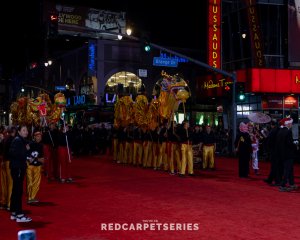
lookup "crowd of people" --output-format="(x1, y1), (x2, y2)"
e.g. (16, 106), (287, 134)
(110, 121), (219, 177)
(0, 123), (73, 222)
(0, 116), (298, 224)
(235, 117), (299, 192)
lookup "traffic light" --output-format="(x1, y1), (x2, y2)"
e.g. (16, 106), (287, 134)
(236, 82), (246, 102)
(144, 42), (151, 52)
(48, 14), (58, 37)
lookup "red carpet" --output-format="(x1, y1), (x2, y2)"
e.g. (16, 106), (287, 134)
(0, 155), (300, 240)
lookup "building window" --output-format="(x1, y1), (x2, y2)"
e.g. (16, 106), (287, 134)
(105, 71), (143, 95)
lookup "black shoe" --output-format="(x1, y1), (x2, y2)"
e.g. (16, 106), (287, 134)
(263, 179), (272, 184)
(178, 174), (185, 178)
(188, 173), (195, 177)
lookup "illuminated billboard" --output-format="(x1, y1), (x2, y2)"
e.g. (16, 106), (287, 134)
(45, 3), (126, 37)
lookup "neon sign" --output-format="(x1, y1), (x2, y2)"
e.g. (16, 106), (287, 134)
(208, 0), (221, 68)
(203, 78), (233, 89)
(88, 41), (96, 75)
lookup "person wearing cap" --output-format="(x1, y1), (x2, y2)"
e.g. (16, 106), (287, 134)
(235, 122), (252, 178)
(275, 117), (298, 192)
(26, 131), (44, 204)
(201, 125), (216, 170)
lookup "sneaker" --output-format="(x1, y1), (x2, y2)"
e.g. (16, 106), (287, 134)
(279, 186), (290, 192)
(288, 185), (298, 191)
(263, 179), (272, 184)
(66, 178), (73, 183)
(28, 199), (39, 204)
(16, 214), (32, 223)
(10, 212), (17, 220)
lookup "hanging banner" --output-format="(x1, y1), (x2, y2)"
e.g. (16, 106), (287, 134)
(243, 0), (265, 68)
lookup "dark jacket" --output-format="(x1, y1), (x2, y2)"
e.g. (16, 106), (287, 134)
(276, 127), (296, 161)
(234, 132), (252, 156)
(9, 135), (29, 169)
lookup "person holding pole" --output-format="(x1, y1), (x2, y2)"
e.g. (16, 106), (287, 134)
(57, 125), (72, 183)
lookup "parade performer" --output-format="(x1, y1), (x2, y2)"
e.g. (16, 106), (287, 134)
(26, 131), (44, 204)
(201, 125), (216, 170)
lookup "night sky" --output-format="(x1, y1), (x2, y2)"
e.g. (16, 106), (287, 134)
(0, 0), (207, 77)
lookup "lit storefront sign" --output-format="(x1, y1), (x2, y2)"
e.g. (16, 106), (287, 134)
(262, 96), (283, 109)
(236, 68), (300, 93)
(66, 94), (96, 107)
(284, 96), (298, 109)
(208, 0), (221, 68)
(203, 78), (233, 89)
(243, 0), (265, 67)
(262, 95), (298, 110)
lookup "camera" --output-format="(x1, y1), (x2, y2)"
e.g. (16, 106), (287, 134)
(17, 229), (36, 240)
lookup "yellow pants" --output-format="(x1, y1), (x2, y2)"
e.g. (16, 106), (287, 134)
(152, 142), (159, 168)
(202, 145), (215, 169)
(142, 141), (151, 167)
(112, 138), (118, 161)
(26, 165), (42, 201)
(124, 142), (133, 164)
(168, 142), (180, 173)
(0, 161), (13, 208)
(133, 142), (143, 165)
(180, 144), (193, 175)
(117, 142), (125, 163)
(158, 142), (168, 170)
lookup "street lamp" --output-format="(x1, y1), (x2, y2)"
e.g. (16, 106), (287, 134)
(126, 28), (132, 36)
(44, 60), (53, 67)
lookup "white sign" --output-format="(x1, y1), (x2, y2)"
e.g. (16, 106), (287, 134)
(138, 69), (147, 77)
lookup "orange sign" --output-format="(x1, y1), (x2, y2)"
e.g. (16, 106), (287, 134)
(284, 96), (298, 109)
(208, 0), (221, 69)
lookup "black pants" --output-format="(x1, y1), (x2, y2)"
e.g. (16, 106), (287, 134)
(281, 158), (294, 187)
(239, 154), (250, 178)
(10, 167), (26, 215)
(266, 153), (282, 184)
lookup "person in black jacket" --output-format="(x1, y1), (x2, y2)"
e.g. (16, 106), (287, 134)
(264, 121), (281, 185)
(235, 122), (252, 178)
(9, 125), (32, 222)
(276, 118), (298, 192)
